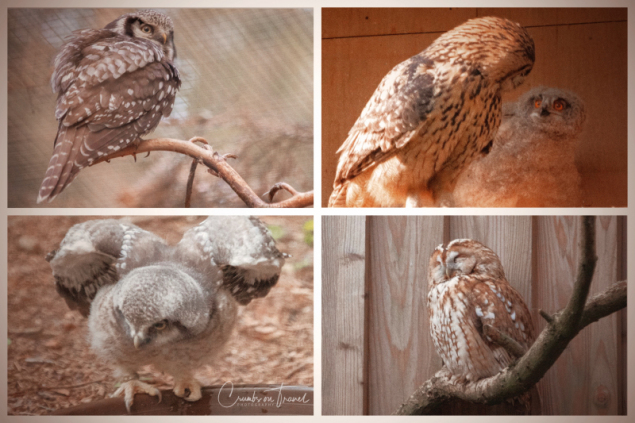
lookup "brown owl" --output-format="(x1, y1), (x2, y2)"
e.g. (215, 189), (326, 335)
(329, 16), (535, 207)
(37, 10), (180, 203)
(452, 87), (586, 207)
(427, 239), (535, 384)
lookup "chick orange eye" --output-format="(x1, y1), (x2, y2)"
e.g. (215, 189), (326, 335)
(534, 99), (542, 108)
(154, 321), (167, 330)
(553, 100), (565, 111)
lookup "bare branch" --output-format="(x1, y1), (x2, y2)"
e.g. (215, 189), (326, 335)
(395, 217), (624, 415)
(483, 324), (527, 358)
(91, 137), (313, 208)
(184, 159), (198, 208)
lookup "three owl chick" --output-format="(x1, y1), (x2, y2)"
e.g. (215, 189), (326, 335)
(47, 216), (285, 412)
(38, 10), (180, 203)
(449, 87), (586, 207)
(329, 16), (535, 207)
(427, 239), (535, 384)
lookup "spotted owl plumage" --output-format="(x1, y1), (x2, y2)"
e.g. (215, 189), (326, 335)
(37, 10), (181, 203)
(427, 239), (535, 383)
(47, 216), (285, 411)
(329, 16), (535, 208)
(452, 87), (586, 207)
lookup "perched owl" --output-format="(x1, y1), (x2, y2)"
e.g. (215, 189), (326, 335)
(427, 239), (535, 384)
(37, 10), (181, 203)
(329, 16), (535, 208)
(452, 87), (586, 207)
(47, 216), (285, 412)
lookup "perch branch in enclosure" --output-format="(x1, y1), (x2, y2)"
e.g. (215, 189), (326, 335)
(92, 137), (313, 208)
(395, 216), (626, 415)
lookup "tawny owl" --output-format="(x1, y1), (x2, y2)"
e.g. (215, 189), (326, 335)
(427, 239), (535, 384)
(329, 16), (535, 208)
(452, 87), (586, 207)
(47, 216), (285, 412)
(38, 10), (180, 203)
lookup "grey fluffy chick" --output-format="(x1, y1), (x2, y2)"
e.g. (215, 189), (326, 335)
(47, 216), (285, 412)
(452, 86), (586, 207)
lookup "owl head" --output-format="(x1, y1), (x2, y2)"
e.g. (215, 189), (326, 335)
(431, 17), (535, 92)
(517, 86), (586, 138)
(111, 264), (211, 349)
(105, 10), (176, 62)
(428, 239), (506, 289)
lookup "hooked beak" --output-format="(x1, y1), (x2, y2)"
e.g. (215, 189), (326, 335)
(133, 334), (142, 349)
(162, 33), (167, 44)
(445, 267), (451, 279)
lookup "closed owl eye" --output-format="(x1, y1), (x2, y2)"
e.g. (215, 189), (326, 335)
(553, 99), (566, 111)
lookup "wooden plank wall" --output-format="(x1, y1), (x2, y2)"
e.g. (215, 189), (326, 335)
(322, 216), (626, 415)
(322, 8), (627, 207)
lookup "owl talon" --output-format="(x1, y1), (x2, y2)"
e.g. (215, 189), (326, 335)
(111, 379), (162, 413)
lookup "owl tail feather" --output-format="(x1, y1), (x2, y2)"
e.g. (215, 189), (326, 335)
(37, 126), (84, 203)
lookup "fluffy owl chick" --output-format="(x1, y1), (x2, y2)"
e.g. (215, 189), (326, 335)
(452, 87), (586, 207)
(329, 16), (535, 207)
(38, 10), (181, 203)
(47, 216), (285, 412)
(427, 239), (535, 384)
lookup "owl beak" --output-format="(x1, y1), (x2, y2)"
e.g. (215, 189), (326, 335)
(162, 33), (167, 44)
(445, 267), (450, 279)
(133, 334), (142, 349)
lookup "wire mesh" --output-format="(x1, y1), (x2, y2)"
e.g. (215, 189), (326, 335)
(8, 8), (313, 207)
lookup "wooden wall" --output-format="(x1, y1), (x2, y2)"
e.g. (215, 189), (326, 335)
(322, 8), (627, 207)
(322, 216), (626, 415)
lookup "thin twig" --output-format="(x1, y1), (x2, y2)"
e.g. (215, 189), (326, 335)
(184, 159), (198, 208)
(91, 137), (313, 208)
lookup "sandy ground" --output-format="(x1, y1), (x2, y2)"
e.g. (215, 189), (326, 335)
(7, 215), (313, 415)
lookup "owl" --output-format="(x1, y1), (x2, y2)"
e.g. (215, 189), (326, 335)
(427, 239), (535, 384)
(452, 87), (586, 207)
(47, 216), (285, 412)
(37, 10), (181, 203)
(328, 16), (535, 208)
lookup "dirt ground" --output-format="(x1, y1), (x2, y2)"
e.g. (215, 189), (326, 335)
(7, 215), (313, 415)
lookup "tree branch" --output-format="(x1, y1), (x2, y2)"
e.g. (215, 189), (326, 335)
(395, 217), (625, 415)
(92, 137), (313, 208)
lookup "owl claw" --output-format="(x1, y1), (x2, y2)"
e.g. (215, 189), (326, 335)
(111, 379), (162, 413)
(173, 379), (202, 402)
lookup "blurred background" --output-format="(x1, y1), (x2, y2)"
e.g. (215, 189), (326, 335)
(8, 9), (313, 208)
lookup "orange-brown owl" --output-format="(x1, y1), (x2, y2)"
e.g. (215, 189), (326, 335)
(427, 239), (535, 383)
(329, 16), (535, 207)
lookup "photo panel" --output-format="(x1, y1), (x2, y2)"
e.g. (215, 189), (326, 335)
(322, 215), (626, 415)
(7, 215), (314, 415)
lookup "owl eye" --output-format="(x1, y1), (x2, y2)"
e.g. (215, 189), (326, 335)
(553, 99), (566, 111)
(141, 24), (153, 34)
(534, 99), (542, 108)
(153, 320), (167, 330)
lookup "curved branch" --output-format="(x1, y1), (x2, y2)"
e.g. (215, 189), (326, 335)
(395, 217), (625, 415)
(92, 137), (313, 208)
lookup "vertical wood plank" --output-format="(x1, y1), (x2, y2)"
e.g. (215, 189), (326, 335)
(533, 216), (620, 415)
(366, 216), (444, 415)
(322, 216), (367, 415)
(448, 216), (534, 305)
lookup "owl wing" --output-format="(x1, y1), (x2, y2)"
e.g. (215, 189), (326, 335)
(334, 53), (436, 184)
(175, 216), (286, 305)
(38, 30), (181, 203)
(47, 219), (168, 316)
(470, 279), (535, 364)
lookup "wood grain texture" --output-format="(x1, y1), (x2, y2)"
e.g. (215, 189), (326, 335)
(365, 216), (444, 415)
(533, 216), (620, 415)
(322, 8), (627, 207)
(322, 216), (367, 415)
(448, 216), (533, 305)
